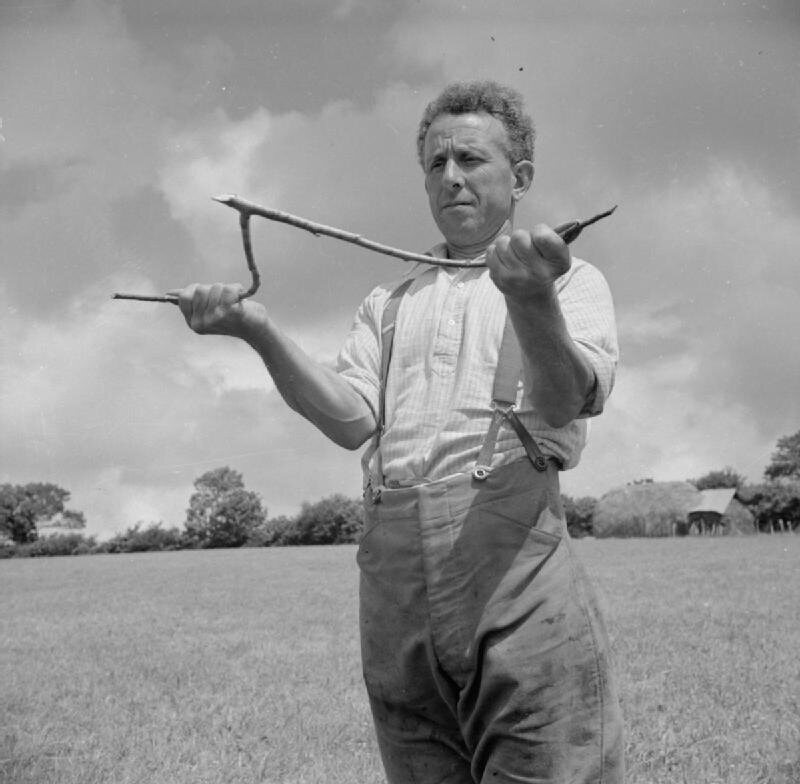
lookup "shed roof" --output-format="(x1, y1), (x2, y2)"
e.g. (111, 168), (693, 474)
(687, 487), (737, 515)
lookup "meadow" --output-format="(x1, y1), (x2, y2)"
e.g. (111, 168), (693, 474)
(1, 536), (798, 784)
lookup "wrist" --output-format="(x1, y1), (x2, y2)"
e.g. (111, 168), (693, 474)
(504, 281), (558, 313)
(238, 299), (270, 345)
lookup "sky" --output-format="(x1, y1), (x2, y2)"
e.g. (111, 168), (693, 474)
(1, 0), (799, 539)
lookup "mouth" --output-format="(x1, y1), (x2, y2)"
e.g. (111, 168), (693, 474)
(442, 201), (474, 210)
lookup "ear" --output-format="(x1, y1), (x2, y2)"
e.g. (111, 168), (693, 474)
(511, 160), (534, 201)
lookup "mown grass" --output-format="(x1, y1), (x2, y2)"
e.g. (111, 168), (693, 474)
(1, 536), (798, 784)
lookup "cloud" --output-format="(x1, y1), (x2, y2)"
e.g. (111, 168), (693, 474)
(388, 2), (800, 212)
(157, 84), (439, 328)
(0, 0), (182, 314)
(2, 0), (799, 536)
(563, 158), (800, 497)
(611, 163), (800, 432)
(562, 355), (773, 499)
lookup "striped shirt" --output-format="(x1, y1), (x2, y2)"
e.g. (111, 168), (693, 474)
(336, 248), (618, 485)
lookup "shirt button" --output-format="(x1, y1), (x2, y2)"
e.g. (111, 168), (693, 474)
(456, 281), (464, 288)
(448, 318), (456, 326)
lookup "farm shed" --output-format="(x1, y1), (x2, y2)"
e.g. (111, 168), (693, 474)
(593, 481), (755, 538)
(685, 488), (755, 535)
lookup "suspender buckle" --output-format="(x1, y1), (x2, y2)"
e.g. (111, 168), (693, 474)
(472, 465), (492, 481)
(364, 478), (382, 504)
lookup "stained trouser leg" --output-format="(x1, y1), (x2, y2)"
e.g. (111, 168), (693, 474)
(358, 461), (624, 784)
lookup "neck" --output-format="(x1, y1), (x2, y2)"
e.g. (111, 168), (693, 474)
(445, 218), (513, 260)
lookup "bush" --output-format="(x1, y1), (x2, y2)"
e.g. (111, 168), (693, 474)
(245, 497), (364, 547)
(689, 467), (746, 491)
(101, 522), (186, 553)
(562, 494), (597, 538)
(739, 481), (800, 532)
(245, 515), (296, 547)
(13, 532), (97, 558)
(291, 495), (364, 545)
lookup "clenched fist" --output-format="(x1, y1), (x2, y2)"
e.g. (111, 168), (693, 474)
(170, 283), (265, 339)
(486, 225), (571, 301)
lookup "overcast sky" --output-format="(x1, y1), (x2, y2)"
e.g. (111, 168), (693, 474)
(2, 0), (799, 538)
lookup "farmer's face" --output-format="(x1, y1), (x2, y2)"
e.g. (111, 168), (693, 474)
(423, 112), (530, 249)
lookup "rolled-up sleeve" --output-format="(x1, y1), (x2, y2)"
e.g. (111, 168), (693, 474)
(334, 287), (384, 421)
(556, 259), (619, 417)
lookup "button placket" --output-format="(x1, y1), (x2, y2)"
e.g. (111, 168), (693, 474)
(431, 271), (468, 376)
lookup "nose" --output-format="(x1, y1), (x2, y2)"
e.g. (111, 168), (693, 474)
(442, 158), (464, 189)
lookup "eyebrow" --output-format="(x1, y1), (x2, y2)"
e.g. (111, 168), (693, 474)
(426, 139), (493, 165)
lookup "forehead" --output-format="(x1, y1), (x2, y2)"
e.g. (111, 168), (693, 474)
(423, 112), (510, 158)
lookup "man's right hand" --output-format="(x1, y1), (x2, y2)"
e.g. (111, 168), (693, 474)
(170, 283), (266, 341)
(169, 283), (375, 450)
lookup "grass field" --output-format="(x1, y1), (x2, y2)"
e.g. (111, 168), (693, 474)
(1, 536), (798, 784)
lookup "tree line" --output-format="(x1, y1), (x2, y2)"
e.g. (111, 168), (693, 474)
(3, 430), (800, 557)
(0, 466), (366, 557)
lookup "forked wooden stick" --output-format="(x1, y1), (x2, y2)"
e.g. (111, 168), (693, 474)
(112, 196), (616, 304)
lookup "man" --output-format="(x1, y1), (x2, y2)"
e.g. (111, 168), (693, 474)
(174, 81), (623, 783)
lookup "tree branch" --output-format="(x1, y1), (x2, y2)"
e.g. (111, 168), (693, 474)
(112, 195), (617, 304)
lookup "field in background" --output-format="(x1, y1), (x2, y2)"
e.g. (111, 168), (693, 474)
(1, 536), (798, 784)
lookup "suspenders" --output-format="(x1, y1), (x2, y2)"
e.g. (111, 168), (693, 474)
(361, 277), (415, 492)
(368, 277), (549, 491)
(472, 318), (549, 479)
(378, 277), (415, 437)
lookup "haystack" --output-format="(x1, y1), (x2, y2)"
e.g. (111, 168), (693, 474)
(593, 481), (698, 538)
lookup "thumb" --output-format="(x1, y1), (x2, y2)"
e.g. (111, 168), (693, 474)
(166, 284), (198, 320)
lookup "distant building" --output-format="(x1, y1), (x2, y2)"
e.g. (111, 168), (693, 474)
(685, 488), (755, 535)
(36, 511), (87, 538)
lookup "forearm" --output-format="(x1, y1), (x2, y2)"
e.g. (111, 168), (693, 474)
(506, 289), (594, 429)
(239, 306), (376, 449)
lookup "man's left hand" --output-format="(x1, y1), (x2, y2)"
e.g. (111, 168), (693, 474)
(486, 226), (571, 301)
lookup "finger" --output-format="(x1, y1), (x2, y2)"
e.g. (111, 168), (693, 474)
(530, 223), (568, 260)
(488, 235), (516, 271)
(508, 229), (535, 263)
(191, 283), (212, 311)
(219, 283), (246, 306)
(189, 284), (217, 330)
(207, 283), (224, 311)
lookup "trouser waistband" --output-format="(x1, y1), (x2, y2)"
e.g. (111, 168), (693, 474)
(364, 457), (560, 516)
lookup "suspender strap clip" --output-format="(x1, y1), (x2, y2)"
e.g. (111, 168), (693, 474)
(472, 404), (507, 481)
(500, 406), (549, 473)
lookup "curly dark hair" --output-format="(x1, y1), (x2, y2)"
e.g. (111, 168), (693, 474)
(416, 80), (535, 168)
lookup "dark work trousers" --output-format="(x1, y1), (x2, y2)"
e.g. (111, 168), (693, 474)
(358, 458), (624, 784)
